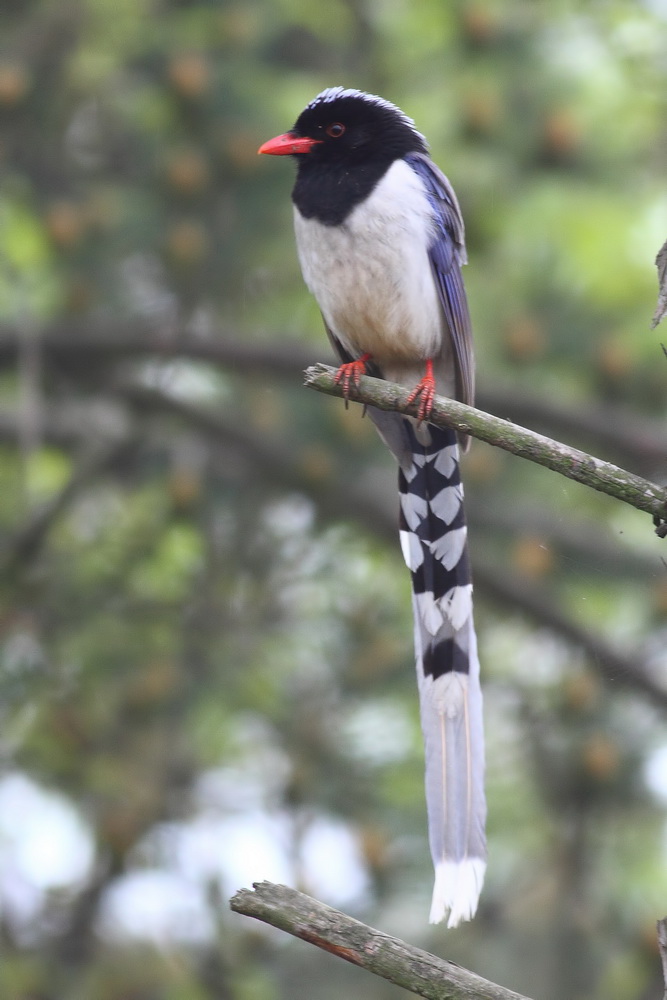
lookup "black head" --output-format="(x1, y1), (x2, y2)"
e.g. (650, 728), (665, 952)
(259, 88), (429, 225)
(290, 87), (428, 165)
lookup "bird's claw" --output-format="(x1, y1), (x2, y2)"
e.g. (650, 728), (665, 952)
(406, 369), (436, 424)
(333, 355), (370, 406)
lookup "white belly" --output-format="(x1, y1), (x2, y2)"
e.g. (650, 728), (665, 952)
(294, 159), (444, 375)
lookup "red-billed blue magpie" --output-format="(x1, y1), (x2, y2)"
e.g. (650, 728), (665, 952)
(259, 87), (485, 927)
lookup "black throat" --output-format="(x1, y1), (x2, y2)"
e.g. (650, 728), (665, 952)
(291, 156), (394, 227)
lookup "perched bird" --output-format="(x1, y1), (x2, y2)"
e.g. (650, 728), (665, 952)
(259, 87), (485, 927)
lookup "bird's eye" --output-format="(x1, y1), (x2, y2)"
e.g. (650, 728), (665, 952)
(326, 123), (345, 138)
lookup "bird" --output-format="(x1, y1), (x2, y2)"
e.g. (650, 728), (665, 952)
(259, 86), (485, 928)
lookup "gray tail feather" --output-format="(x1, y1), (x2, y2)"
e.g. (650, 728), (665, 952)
(416, 608), (486, 926)
(370, 409), (486, 927)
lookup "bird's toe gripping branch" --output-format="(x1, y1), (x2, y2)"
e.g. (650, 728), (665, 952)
(333, 353), (372, 405)
(406, 359), (436, 423)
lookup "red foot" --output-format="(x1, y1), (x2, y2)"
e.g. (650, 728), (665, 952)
(406, 360), (436, 423)
(334, 353), (372, 402)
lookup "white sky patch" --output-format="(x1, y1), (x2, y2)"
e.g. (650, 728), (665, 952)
(98, 870), (215, 945)
(0, 773), (95, 939)
(300, 817), (369, 905)
(642, 0), (667, 18)
(645, 745), (667, 804)
(0, 865), (43, 932)
(195, 812), (295, 890)
(174, 810), (369, 908)
(0, 773), (94, 888)
(130, 805), (369, 935)
(170, 813), (293, 885)
(0, 766), (370, 945)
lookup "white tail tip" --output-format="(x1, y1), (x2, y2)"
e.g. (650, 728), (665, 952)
(429, 859), (486, 927)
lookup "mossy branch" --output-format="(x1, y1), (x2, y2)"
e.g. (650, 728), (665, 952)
(230, 881), (530, 1000)
(304, 363), (667, 535)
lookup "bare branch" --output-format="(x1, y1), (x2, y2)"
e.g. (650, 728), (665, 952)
(652, 240), (667, 329)
(478, 384), (667, 477)
(657, 917), (667, 1000)
(304, 364), (667, 531)
(230, 881), (531, 1000)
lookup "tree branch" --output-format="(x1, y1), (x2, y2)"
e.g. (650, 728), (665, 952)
(304, 364), (667, 532)
(657, 917), (667, 1000)
(117, 382), (667, 713)
(1, 323), (665, 471)
(478, 383), (667, 477)
(230, 881), (531, 1000)
(652, 239), (667, 329)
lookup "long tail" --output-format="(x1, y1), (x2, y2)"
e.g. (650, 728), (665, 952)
(371, 410), (486, 927)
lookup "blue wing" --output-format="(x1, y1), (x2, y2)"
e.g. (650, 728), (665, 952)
(405, 152), (474, 407)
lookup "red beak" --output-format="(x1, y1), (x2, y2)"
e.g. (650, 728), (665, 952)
(258, 132), (322, 156)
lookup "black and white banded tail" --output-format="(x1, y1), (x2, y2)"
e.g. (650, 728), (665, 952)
(393, 417), (486, 926)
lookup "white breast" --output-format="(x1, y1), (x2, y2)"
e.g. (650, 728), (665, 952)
(293, 159), (444, 381)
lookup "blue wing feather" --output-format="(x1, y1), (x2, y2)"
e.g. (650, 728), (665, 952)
(404, 152), (474, 406)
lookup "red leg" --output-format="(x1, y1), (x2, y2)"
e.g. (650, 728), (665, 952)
(406, 359), (436, 423)
(334, 353), (372, 401)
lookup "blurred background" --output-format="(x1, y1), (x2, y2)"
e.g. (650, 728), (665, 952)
(0, 1), (666, 997)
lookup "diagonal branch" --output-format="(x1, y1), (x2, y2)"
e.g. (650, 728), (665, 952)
(116, 382), (667, 713)
(304, 364), (667, 531)
(230, 881), (530, 1000)
(1, 324), (665, 470)
(478, 383), (667, 477)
